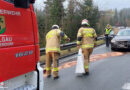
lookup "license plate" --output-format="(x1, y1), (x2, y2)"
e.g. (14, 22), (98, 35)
(119, 44), (125, 47)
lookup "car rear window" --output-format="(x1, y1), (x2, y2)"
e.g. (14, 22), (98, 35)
(117, 30), (130, 36)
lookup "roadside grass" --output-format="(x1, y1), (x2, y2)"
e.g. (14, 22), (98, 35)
(40, 39), (105, 63)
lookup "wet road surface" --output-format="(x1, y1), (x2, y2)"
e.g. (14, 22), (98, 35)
(44, 45), (130, 90)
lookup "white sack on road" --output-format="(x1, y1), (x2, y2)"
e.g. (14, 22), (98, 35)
(75, 48), (85, 74)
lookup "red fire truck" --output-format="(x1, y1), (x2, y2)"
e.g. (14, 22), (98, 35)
(0, 0), (44, 89)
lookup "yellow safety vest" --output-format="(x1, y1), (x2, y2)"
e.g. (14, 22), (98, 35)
(105, 28), (111, 35)
(77, 27), (97, 49)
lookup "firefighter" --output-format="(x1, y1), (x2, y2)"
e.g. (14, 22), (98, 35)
(77, 19), (97, 75)
(105, 24), (112, 47)
(45, 25), (70, 79)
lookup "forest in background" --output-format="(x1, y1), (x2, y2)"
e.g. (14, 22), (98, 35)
(34, 0), (130, 47)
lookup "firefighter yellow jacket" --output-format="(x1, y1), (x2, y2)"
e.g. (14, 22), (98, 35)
(46, 29), (68, 53)
(77, 27), (97, 49)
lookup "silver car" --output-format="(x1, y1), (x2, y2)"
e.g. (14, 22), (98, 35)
(111, 29), (130, 50)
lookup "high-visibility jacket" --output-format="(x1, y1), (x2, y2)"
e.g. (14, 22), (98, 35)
(105, 28), (111, 35)
(77, 27), (97, 49)
(46, 29), (68, 53)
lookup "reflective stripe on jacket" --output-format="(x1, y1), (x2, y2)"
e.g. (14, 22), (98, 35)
(46, 29), (68, 53)
(77, 27), (97, 49)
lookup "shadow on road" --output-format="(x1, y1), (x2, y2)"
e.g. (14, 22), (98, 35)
(112, 49), (130, 52)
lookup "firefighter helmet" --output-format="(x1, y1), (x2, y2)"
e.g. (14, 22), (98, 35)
(52, 25), (59, 29)
(81, 19), (89, 25)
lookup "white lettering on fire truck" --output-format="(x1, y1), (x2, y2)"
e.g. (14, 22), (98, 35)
(0, 37), (12, 42)
(0, 9), (21, 16)
(15, 50), (34, 58)
(0, 36), (14, 47)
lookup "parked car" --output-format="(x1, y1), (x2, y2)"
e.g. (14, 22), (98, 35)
(111, 29), (130, 50)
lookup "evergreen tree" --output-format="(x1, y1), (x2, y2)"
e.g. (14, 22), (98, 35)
(44, 0), (52, 32)
(50, 0), (65, 27)
(36, 10), (45, 47)
(82, 0), (100, 30)
(113, 9), (119, 25)
(35, 0), (101, 47)
(64, 0), (82, 41)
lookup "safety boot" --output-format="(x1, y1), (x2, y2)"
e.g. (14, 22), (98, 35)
(53, 76), (59, 80)
(47, 75), (51, 78)
(83, 72), (89, 76)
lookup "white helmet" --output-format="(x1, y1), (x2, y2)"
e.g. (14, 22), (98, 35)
(52, 25), (59, 29)
(81, 19), (89, 25)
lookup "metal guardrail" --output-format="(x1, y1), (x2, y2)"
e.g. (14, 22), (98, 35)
(40, 36), (105, 55)
(40, 42), (77, 55)
(40, 36), (105, 65)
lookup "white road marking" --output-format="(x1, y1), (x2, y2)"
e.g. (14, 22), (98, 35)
(122, 83), (130, 90)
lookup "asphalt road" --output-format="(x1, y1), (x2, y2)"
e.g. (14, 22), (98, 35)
(44, 45), (130, 90)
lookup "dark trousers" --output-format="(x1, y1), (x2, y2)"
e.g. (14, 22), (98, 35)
(105, 35), (110, 47)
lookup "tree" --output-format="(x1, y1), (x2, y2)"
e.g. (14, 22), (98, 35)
(34, 0), (101, 47)
(63, 0), (82, 41)
(113, 9), (119, 25)
(36, 10), (46, 47)
(50, 0), (65, 27)
(82, 0), (100, 31)
(44, 0), (52, 32)
(119, 8), (130, 27)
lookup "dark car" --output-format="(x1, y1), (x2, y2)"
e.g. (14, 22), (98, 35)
(111, 29), (130, 50)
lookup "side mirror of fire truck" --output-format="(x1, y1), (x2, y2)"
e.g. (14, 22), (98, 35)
(14, 0), (35, 9)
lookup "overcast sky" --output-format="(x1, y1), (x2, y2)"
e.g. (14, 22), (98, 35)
(34, 0), (130, 11)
